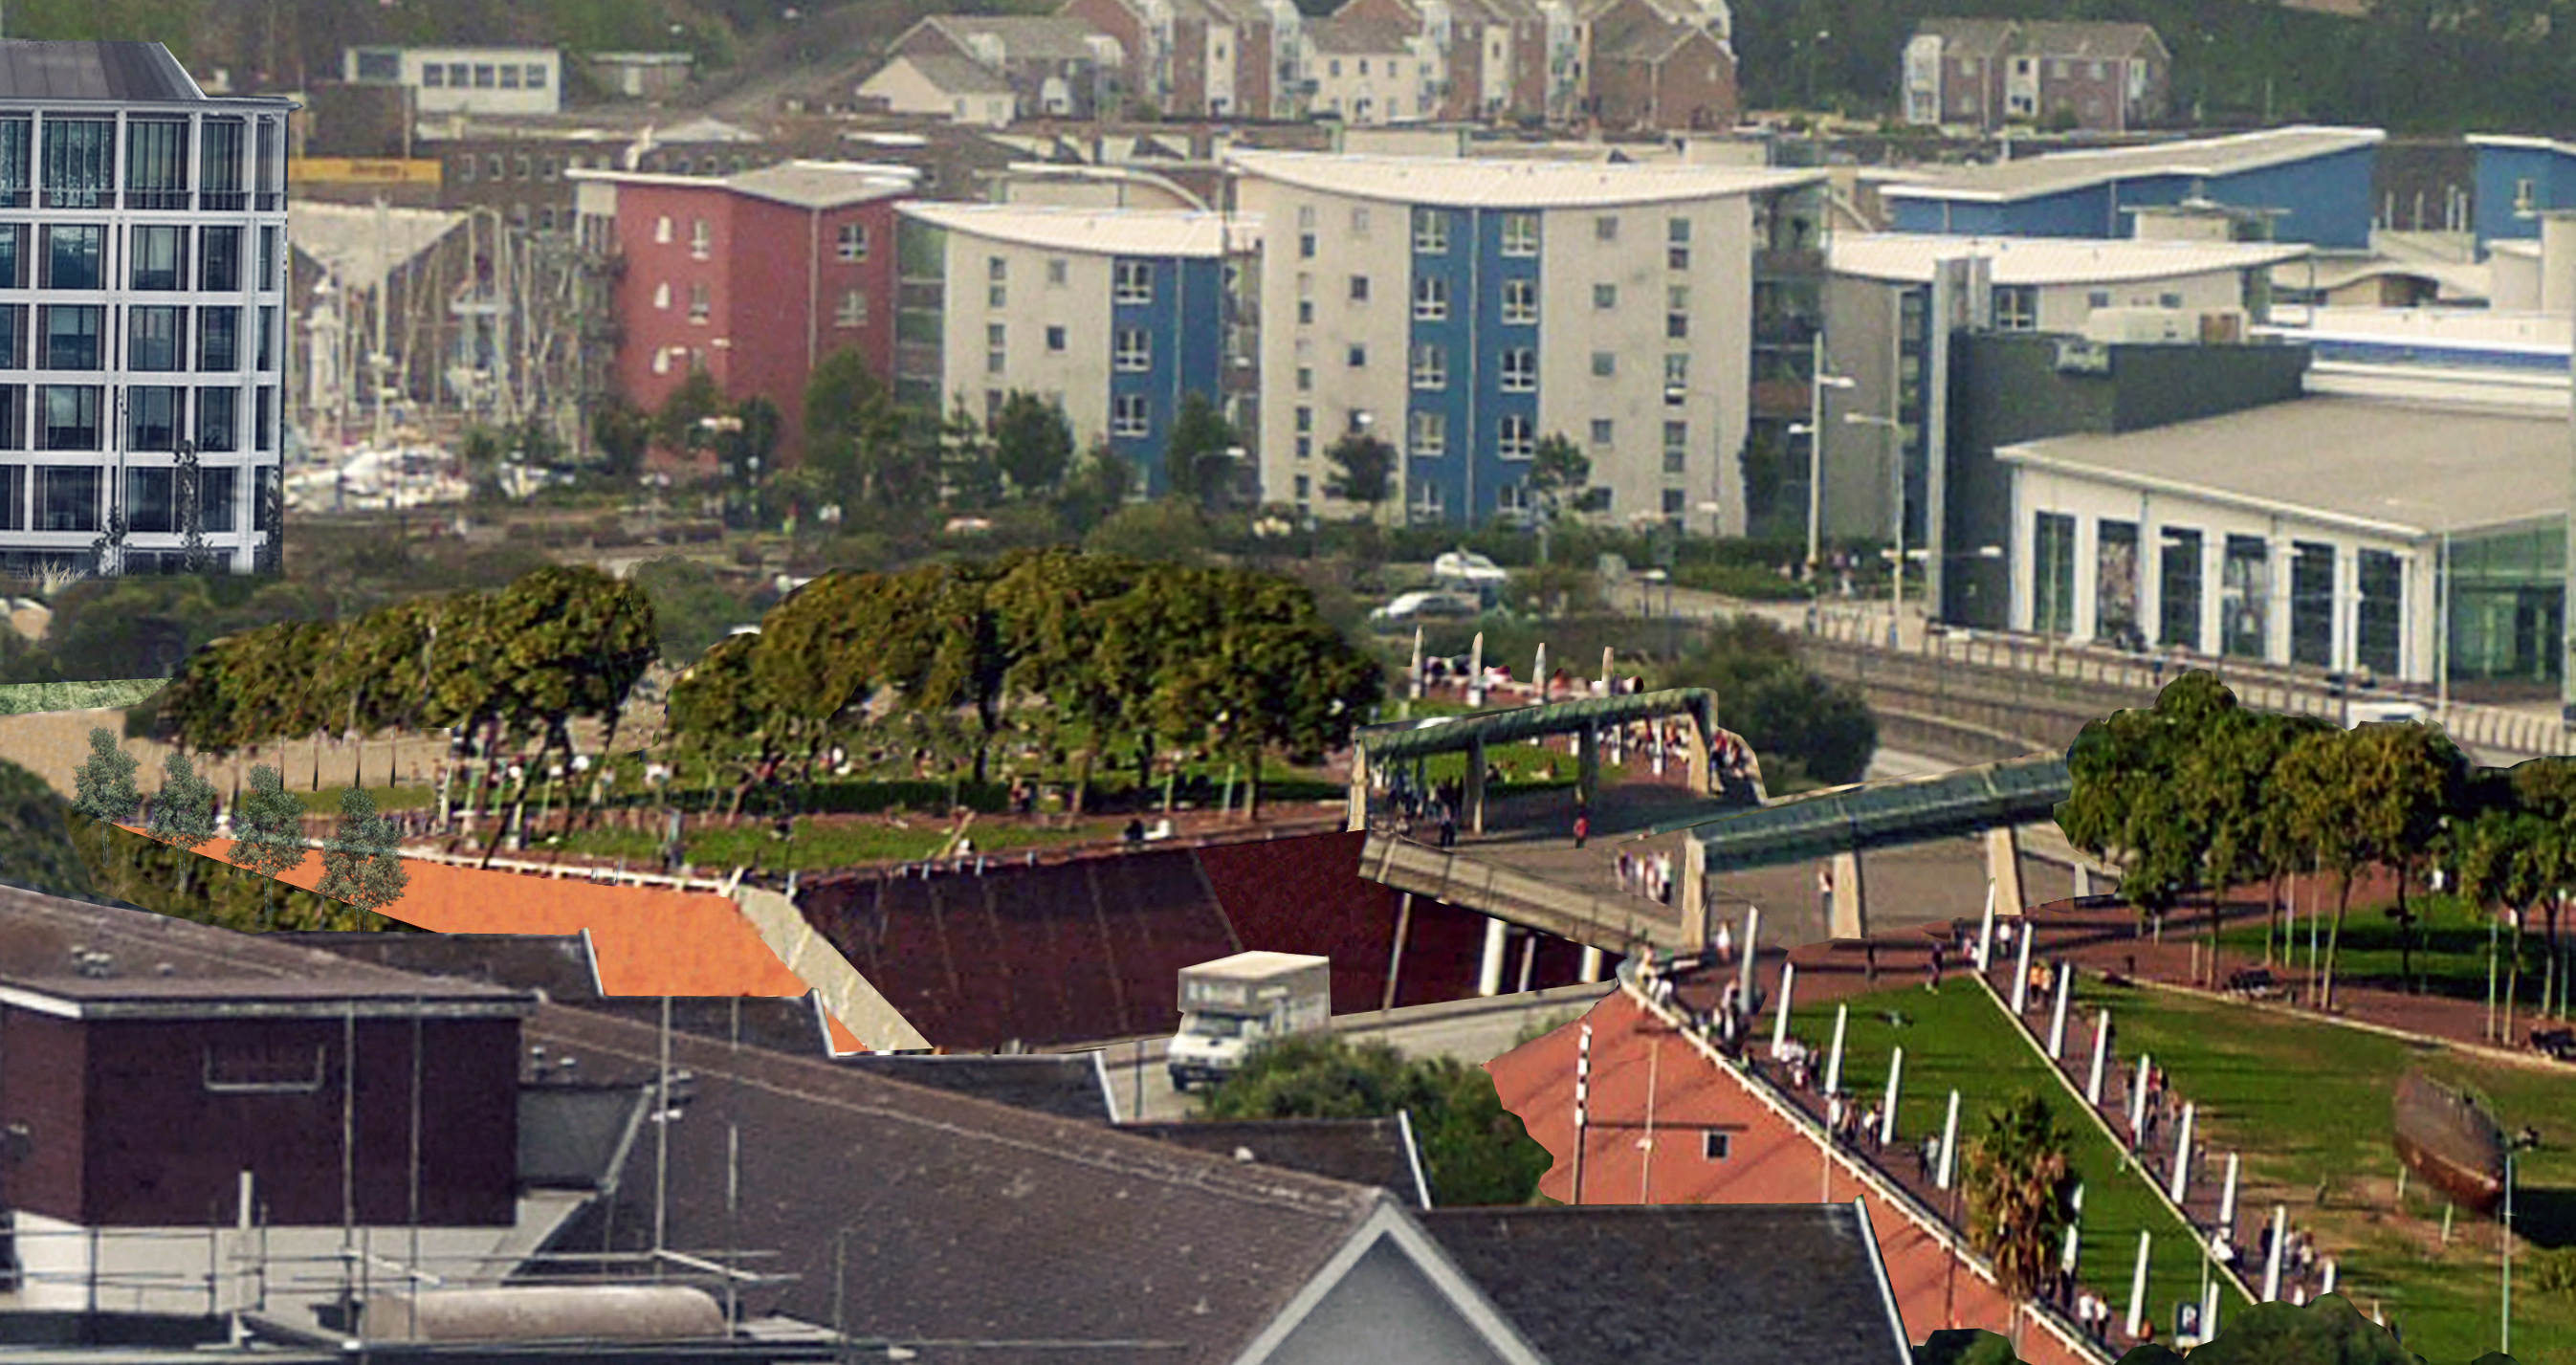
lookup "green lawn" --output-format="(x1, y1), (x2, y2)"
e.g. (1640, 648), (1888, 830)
(2062, 978), (2576, 1365)
(2204, 893), (2574, 1025)
(0, 677), (163, 715)
(1785, 980), (2251, 1333)
(539, 814), (1118, 871)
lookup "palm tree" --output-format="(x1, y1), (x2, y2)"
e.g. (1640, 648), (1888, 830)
(1962, 1090), (2079, 1353)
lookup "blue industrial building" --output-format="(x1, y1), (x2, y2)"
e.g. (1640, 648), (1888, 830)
(2466, 134), (2576, 253)
(1882, 126), (2384, 250)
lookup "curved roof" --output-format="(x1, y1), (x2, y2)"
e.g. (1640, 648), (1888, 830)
(898, 201), (1256, 256)
(1881, 126), (2384, 206)
(1227, 150), (1822, 209)
(1356, 690), (1716, 764)
(1665, 752), (2069, 871)
(1831, 232), (2309, 286)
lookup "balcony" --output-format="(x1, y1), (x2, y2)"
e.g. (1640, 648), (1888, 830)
(122, 189), (192, 211)
(1750, 315), (1819, 347)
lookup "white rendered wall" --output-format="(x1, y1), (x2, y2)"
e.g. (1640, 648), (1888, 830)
(1239, 175), (1410, 518)
(937, 231), (1117, 451)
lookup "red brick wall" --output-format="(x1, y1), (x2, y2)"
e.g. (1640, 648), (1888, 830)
(1063, 0), (1150, 106)
(1492, 994), (2095, 1365)
(1592, 34), (1738, 133)
(77, 1016), (520, 1229)
(611, 180), (739, 421)
(1240, 23), (1275, 118)
(1511, 20), (1547, 121)
(1174, 15), (1210, 114)
(0, 1009), (84, 1222)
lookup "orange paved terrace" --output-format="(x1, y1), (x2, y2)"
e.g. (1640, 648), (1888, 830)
(127, 827), (867, 1053)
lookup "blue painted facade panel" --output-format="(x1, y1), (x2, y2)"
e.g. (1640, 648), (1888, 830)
(1474, 209), (1541, 531)
(1107, 255), (1224, 497)
(2206, 145), (2376, 250)
(1885, 144), (2378, 248)
(2472, 144), (2576, 247)
(1407, 208), (1472, 528)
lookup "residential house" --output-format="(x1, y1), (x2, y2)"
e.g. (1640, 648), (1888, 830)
(854, 54), (1017, 127)
(1230, 149), (1824, 536)
(343, 45), (563, 118)
(585, 52), (695, 100)
(1337, 0), (1556, 124)
(1580, 0), (1739, 133)
(1305, 16), (1437, 124)
(0, 40), (294, 579)
(1057, 0), (1301, 120)
(1901, 19), (2168, 134)
(574, 161), (915, 463)
(1879, 125), (2385, 249)
(886, 15), (1128, 121)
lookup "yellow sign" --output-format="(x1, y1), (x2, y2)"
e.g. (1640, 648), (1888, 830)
(290, 158), (444, 187)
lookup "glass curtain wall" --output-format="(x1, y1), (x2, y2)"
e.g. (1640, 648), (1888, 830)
(2159, 528), (2203, 650)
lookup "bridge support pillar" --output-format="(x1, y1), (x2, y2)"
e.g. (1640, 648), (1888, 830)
(1478, 916), (1509, 997)
(1346, 744), (1370, 833)
(1465, 735), (1487, 834)
(1987, 826), (2026, 914)
(1683, 711), (1712, 798)
(1576, 724), (1599, 812)
(1829, 848), (1868, 941)
(1680, 837), (1709, 951)
(1579, 945), (1604, 982)
(2075, 863), (2092, 898)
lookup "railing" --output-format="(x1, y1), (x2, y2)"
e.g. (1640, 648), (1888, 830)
(1364, 831), (1677, 951)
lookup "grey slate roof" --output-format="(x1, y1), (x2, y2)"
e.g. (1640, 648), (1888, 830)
(272, 931), (605, 1002)
(0, 40), (206, 102)
(517, 1083), (650, 1189)
(887, 54), (1014, 98)
(836, 1053), (1116, 1122)
(1419, 1203), (1915, 1365)
(917, 16), (1115, 62)
(1117, 1117), (1430, 1207)
(516, 1002), (1385, 1364)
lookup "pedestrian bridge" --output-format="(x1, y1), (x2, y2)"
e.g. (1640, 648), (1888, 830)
(1348, 689), (1759, 833)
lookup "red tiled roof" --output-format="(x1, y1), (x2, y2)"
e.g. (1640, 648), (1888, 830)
(150, 830), (866, 1053)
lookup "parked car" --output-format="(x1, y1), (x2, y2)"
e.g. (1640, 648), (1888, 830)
(1370, 591), (1480, 627)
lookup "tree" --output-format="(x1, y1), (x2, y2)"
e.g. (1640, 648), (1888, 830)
(1056, 437), (1136, 535)
(803, 347), (909, 510)
(1661, 616), (1876, 786)
(1162, 390), (1239, 509)
(590, 395), (653, 478)
(1196, 1033), (1551, 1206)
(937, 398), (1002, 509)
(1959, 1090), (2078, 1352)
(1085, 495), (1212, 564)
(2177, 701), (2323, 983)
(70, 726), (140, 862)
(146, 750), (218, 853)
(990, 391), (1074, 500)
(1526, 433), (1591, 563)
(653, 368), (730, 454)
(0, 756), (96, 898)
(227, 763), (311, 927)
(631, 556), (751, 664)
(317, 786), (410, 917)
(1323, 428), (1397, 519)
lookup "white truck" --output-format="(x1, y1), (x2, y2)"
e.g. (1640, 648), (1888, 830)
(1166, 952), (1333, 1091)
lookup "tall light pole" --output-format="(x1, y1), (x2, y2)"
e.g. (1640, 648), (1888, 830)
(1791, 334), (1856, 576)
(1846, 410), (1904, 644)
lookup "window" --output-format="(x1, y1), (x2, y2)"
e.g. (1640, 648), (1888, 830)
(0, 306), (19, 367)
(1663, 353), (1688, 402)
(1045, 324), (1066, 352)
(124, 120), (189, 209)
(131, 223), (186, 290)
(1413, 275), (1449, 320)
(449, 64), (470, 88)
(36, 463), (99, 529)
(1299, 232), (1316, 258)
(457, 152), (474, 180)
(40, 120), (112, 209)
(1589, 418), (1614, 446)
(40, 226), (100, 290)
(1115, 328), (1151, 371)
(473, 64), (496, 88)
(200, 228), (242, 293)
(1296, 365), (1313, 391)
(1594, 282), (1617, 310)
(1350, 207), (1370, 235)
(2034, 511), (2077, 635)
(987, 322), (1008, 373)
(837, 222), (870, 261)
(2220, 534), (2270, 658)
(1667, 312), (1688, 340)
(1500, 347), (1536, 391)
(1347, 343), (1368, 368)
(1993, 285), (2038, 331)
(199, 119), (245, 209)
(1046, 258), (1068, 285)
(195, 385), (237, 451)
(39, 306), (100, 369)
(1298, 206), (1317, 229)
(690, 219), (711, 256)
(1498, 413), (1534, 459)
(38, 386), (99, 451)
(1495, 482), (1527, 516)
(1407, 477), (1442, 518)
(1591, 351), (1615, 378)
(653, 281), (672, 311)
(2158, 292), (2184, 309)
(1298, 300), (1315, 325)
(129, 387), (182, 459)
(198, 466), (236, 533)
(1668, 217), (1692, 245)
(1501, 279), (1537, 325)
(1115, 259), (1155, 304)
(1349, 274), (1371, 302)
(988, 255), (1008, 282)
(1596, 214), (1619, 241)
(258, 307), (277, 370)
(254, 386), (275, 451)
(499, 64), (522, 90)
(2087, 290), (2111, 309)
(516, 157), (532, 182)
(1112, 392), (1150, 437)
(0, 462), (17, 527)
(1663, 420), (1688, 473)
(528, 63), (550, 89)
(1410, 342), (1446, 389)
(654, 216), (673, 245)
(835, 289), (869, 328)
(1666, 284), (1689, 340)
(1293, 473), (1310, 500)
(1409, 408), (1445, 457)
(687, 283), (712, 322)
(1413, 208), (1449, 253)
(488, 155), (504, 181)
(1501, 213), (1538, 256)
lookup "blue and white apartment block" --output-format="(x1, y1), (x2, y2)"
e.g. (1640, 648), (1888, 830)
(2466, 134), (2576, 253)
(1881, 125), (2382, 250)
(898, 202), (1244, 498)
(1227, 150), (1824, 536)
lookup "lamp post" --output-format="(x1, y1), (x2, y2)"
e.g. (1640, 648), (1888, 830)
(1845, 410), (1904, 645)
(1788, 335), (1856, 580)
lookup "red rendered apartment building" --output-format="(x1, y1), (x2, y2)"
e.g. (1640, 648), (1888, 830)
(575, 161), (914, 460)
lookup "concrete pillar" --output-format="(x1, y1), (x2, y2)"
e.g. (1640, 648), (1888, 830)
(2086, 1009), (2111, 1105)
(1828, 848), (1866, 940)
(1823, 1003), (1849, 1093)
(1478, 917), (1508, 998)
(2267, 537), (2298, 668)
(1579, 945), (1604, 982)
(2072, 516), (2102, 644)
(2331, 542), (2360, 675)
(1936, 1090), (1961, 1188)
(2261, 1204), (2287, 1301)
(1467, 631), (1486, 707)
(1409, 626), (1425, 699)
(2200, 535), (2225, 662)
(2169, 1102), (2196, 1203)
(1771, 961), (1796, 1051)
(2219, 1152), (2241, 1229)
(2010, 913), (2037, 1013)
(1680, 838), (1709, 950)
(1465, 735), (1487, 834)
(2138, 512), (2164, 649)
(1880, 1047), (1903, 1145)
(1346, 744), (1370, 833)
(1684, 709), (1712, 798)
(1984, 825), (2024, 914)
(2125, 1231), (2153, 1340)
(2075, 863), (2092, 898)
(1576, 724), (1599, 812)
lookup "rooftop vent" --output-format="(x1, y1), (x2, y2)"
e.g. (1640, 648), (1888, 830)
(70, 949), (117, 979)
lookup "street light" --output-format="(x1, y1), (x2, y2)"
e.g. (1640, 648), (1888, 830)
(1846, 411), (1905, 644)
(1789, 337), (1857, 579)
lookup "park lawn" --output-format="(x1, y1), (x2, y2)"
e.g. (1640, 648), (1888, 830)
(1786, 980), (2251, 1332)
(542, 814), (1118, 872)
(2206, 894), (2574, 1021)
(2061, 978), (2576, 1365)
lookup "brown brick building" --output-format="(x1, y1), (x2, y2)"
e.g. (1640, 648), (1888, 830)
(1582, 0), (1739, 133)
(1902, 19), (2169, 134)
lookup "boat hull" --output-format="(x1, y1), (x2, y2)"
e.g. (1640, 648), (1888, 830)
(2391, 1071), (2506, 1216)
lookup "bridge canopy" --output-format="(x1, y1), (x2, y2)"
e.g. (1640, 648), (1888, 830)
(1662, 751), (2071, 872)
(1355, 689), (1718, 764)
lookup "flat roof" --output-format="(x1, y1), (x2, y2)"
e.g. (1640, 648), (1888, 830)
(898, 201), (1254, 255)
(1880, 125), (2386, 205)
(0, 40), (209, 102)
(1831, 232), (2309, 286)
(1996, 396), (2569, 538)
(2466, 132), (2576, 157)
(1226, 149), (1824, 209)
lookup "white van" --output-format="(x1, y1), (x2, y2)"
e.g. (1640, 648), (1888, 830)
(2345, 700), (2428, 729)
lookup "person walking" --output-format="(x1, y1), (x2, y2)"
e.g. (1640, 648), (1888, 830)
(1573, 808), (1590, 848)
(1926, 942), (1945, 990)
(1865, 940), (1879, 985)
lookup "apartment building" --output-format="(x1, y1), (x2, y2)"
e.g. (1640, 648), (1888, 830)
(1900, 19), (2167, 134)
(1058, 0), (1299, 120)
(1304, 16), (1436, 124)
(885, 16), (1128, 121)
(1230, 149), (1821, 535)
(573, 161), (915, 461)
(343, 46), (565, 119)
(896, 202), (1251, 496)
(0, 41), (295, 579)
